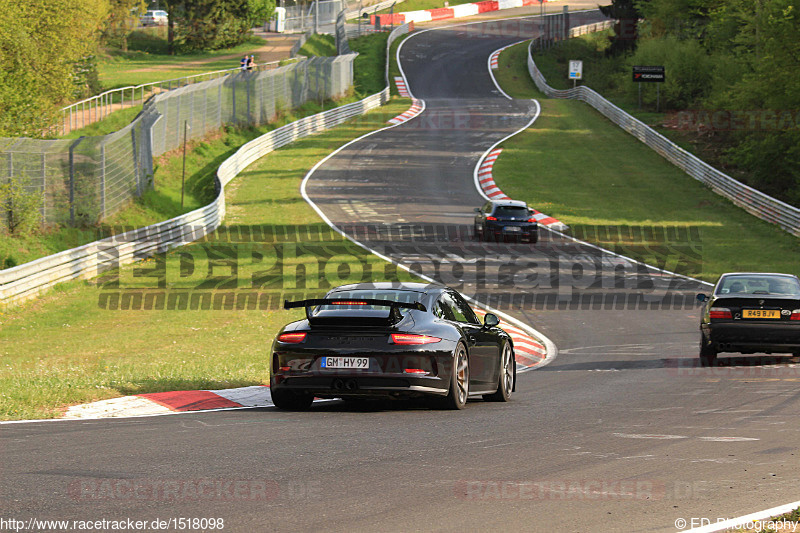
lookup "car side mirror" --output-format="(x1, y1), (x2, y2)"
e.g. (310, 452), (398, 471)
(474, 208), (481, 213)
(696, 293), (709, 302)
(483, 313), (500, 328)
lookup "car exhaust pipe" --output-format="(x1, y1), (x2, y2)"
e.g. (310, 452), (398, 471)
(345, 379), (358, 391)
(332, 379), (345, 390)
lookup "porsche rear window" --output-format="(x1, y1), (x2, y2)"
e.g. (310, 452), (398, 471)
(314, 290), (423, 313)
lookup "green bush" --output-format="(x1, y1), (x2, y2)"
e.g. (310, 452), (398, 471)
(628, 36), (713, 109)
(0, 178), (42, 236)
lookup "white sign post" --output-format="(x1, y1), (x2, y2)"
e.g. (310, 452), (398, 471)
(568, 60), (583, 88)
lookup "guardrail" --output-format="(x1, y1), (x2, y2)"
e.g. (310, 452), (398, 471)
(526, 40), (800, 237)
(0, 23), (413, 309)
(569, 20), (613, 37)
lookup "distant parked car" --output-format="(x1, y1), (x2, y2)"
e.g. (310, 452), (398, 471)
(696, 272), (800, 365)
(141, 10), (168, 26)
(474, 199), (539, 243)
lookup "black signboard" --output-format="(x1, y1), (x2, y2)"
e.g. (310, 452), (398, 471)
(632, 66), (665, 83)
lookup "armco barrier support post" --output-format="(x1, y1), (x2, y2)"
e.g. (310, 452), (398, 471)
(5, 152), (12, 228)
(40, 153), (46, 222)
(100, 143), (106, 219)
(68, 137), (84, 227)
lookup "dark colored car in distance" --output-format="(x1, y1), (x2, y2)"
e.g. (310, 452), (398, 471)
(270, 282), (516, 410)
(697, 272), (800, 365)
(474, 199), (538, 243)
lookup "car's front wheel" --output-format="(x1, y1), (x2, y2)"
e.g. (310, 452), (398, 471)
(438, 343), (469, 410)
(484, 342), (514, 402)
(270, 385), (314, 411)
(699, 332), (717, 367)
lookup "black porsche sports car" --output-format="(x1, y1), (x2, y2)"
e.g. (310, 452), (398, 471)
(269, 282), (516, 410)
(697, 272), (800, 365)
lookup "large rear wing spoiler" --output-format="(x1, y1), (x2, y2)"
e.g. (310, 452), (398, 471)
(284, 298), (427, 323)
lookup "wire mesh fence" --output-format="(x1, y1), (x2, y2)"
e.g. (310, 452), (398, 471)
(58, 60), (294, 137)
(0, 55), (356, 229)
(336, 11), (352, 54)
(285, 0), (344, 32)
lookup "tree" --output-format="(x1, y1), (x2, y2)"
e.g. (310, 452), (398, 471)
(0, 177), (42, 236)
(0, 0), (109, 136)
(105, 0), (147, 53)
(600, 0), (646, 54)
(162, 0), (275, 54)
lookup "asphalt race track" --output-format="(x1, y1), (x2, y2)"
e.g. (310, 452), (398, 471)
(3, 13), (800, 533)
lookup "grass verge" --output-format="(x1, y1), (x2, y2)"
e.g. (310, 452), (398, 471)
(376, 0), (442, 14)
(351, 32), (390, 97)
(99, 32), (269, 89)
(0, 98), (415, 421)
(493, 41), (800, 282)
(61, 106), (144, 139)
(298, 34), (337, 57)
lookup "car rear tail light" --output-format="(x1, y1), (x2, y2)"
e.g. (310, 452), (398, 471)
(486, 216), (497, 221)
(403, 368), (429, 374)
(791, 309), (800, 321)
(527, 218), (536, 222)
(391, 334), (441, 345)
(279, 366), (291, 372)
(709, 307), (732, 319)
(329, 300), (369, 305)
(278, 332), (307, 343)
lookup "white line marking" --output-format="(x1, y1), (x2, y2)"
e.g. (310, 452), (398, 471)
(487, 41), (527, 100)
(298, 30), (559, 374)
(686, 500), (800, 532)
(613, 433), (688, 440)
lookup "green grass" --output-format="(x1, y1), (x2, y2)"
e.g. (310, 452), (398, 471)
(61, 106), (143, 139)
(3, 32), (398, 268)
(494, 41), (800, 282)
(0, 29), (413, 420)
(99, 33), (269, 89)
(388, 33), (411, 97)
(0, 98), (416, 420)
(351, 32), (390, 97)
(1, 98), (359, 269)
(377, 0), (445, 14)
(298, 34), (337, 57)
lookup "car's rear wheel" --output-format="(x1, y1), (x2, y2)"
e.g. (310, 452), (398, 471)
(270, 385), (314, 411)
(438, 343), (469, 410)
(699, 332), (717, 366)
(528, 232), (538, 244)
(484, 342), (514, 402)
(474, 225), (484, 241)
